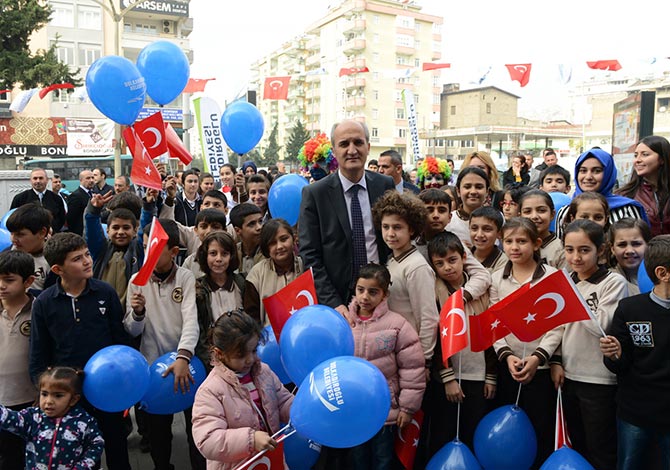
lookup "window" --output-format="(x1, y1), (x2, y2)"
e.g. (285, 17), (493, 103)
(52, 41), (75, 66)
(433, 94), (440, 105)
(414, 39), (421, 48)
(396, 108), (405, 119)
(396, 34), (414, 48)
(398, 128), (407, 138)
(51, 2), (74, 27)
(415, 23), (421, 32)
(372, 52), (380, 63)
(395, 91), (403, 101)
(78, 5), (101, 30)
(433, 23), (442, 34)
(372, 108), (379, 119)
(433, 76), (439, 87)
(373, 33), (379, 43)
(396, 55), (410, 65)
(415, 58), (420, 67)
(450, 105), (456, 115)
(373, 15), (380, 24)
(373, 89), (379, 100)
(78, 45), (101, 67)
(373, 72), (379, 81)
(395, 16), (414, 29)
(433, 41), (441, 51)
(371, 127), (379, 138)
(486, 102), (492, 114)
(134, 23), (158, 35)
(658, 97), (670, 111)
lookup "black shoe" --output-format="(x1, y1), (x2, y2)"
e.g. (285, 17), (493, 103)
(139, 435), (151, 453)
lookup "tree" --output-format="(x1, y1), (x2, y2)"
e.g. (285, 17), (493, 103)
(0, 0), (81, 90)
(285, 120), (311, 167)
(261, 122), (282, 167)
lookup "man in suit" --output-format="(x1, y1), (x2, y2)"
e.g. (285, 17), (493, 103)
(66, 170), (95, 235)
(378, 149), (420, 194)
(10, 168), (66, 232)
(299, 120), (394, 316)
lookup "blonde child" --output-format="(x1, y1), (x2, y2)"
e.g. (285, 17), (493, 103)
(519, 189), (567, 269)
(548, 220), (627, 470)
(0, 367), (104, 469)
(192, 310), (293, 469)
(609, 218), (652, 295)
(244, 218), (304, 326)
(492, 217), (560, 468)
(427, 232), (495, 452)
(347, 264), (425, 469)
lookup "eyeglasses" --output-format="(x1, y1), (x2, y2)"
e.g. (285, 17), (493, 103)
(500, 201), (518, 208)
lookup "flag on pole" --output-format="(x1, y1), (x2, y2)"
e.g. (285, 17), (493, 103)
(165, 123), (193, 165)
(129, 111), (168, 160)
(439, 289), (469, 365)
(394, 409), (424, 469)
(9, 88), (39, 113)
(555, 386), (572, 450)
(338, 66), (370, 77)
(493, 270), (592, 342)
(39, 83), (74, 99)
(132, 218), (168, 286)
(422, 62), (451, 71)
(263, 76), (291, 100)
(586, 60), (622, 71)
(183, 78), (215, 93)
(505, 64), (532, 87)
(262, 269), (317, 342)
(123, 127), (163, 191)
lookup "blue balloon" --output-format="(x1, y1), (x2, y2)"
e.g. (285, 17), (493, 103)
(280, 304), (354, 385)
(86, 56), (146, 125)
(0, 208), (16, 230)
(540, 447), (594, 470)
(427, 439), (482, 470)
(0, 229), (11, 251)
(474, 405), (537, 470)
(220, 102), (264, 154)
(267, 174), (308, 226)
(257, 326), (291, 384)
(290, 356), (390, 448)
(638, 260), (654, 294)
(283, 428), (322, 470)
(136, 40), (189, 105)
(83, 345), (150, 412)
(140, 352), (207, 414)
(549, 192), (572, 232)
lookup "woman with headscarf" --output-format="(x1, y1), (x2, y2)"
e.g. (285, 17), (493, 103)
(555, 147), (648, 239)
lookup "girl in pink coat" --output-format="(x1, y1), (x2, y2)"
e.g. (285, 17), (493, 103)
(346, 264), (426, 470)
(191, 310), (293, 470)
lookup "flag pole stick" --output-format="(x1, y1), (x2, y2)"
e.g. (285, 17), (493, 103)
(456, 351), (462, 442)
(232, 423), (295, 470)
(515, 343), (527, 407)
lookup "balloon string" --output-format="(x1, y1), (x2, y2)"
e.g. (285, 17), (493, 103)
(456, 350), (462, 442)
(515, 343), (526, 407)
(232, 422), (295, 470)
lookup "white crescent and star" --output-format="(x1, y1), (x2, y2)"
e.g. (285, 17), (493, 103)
(514, 65), (528, 73)
(397, 418), (420, 444)
(535, 292), (566, 319)
(445, 308), (467, 336)
(247, 456), (271, 470)
(148, 237), (159, 255)
(269, 80), (285, 90)
(142, 127), (162, 149)
(296, 290), (315, 306)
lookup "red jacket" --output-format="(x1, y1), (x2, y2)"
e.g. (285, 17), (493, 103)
(634, 181), (670, 236)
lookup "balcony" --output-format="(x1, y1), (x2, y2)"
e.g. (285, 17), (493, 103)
(343, 38), (366, 54)
(346, 97), (366, 109)
(305, 73), (323, 83)
(181, 17), (193, 37)
(343, 18), (366, 34)
(343, 57), (366, 70)
(305, 87), (320, 99)
(345, 77), (366, 90)
(306, 36), (320, 51)
(306, 54), (322, 67)
(396, 45), (415, 55)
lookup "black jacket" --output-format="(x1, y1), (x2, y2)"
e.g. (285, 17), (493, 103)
(10, 189), (66, 232)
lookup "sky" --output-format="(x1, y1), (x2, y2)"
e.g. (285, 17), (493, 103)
(189, 0), (670, 121)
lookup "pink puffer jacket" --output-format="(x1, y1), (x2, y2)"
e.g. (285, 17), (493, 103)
(346, 298), (426, 424)
(191, 360), (294, 470)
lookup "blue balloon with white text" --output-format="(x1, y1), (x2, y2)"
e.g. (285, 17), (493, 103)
(136, 40), (190, 105)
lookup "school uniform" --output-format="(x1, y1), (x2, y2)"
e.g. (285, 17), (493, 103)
(612, 264), (640, 296)
(471, 245), (508, 274)
(540, 233), (566, 269)
(446, 211), (471, 246)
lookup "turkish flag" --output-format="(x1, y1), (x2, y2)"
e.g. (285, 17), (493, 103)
(586, 60), (622, 71)
(394, 409), (424, 469)
(39, 83), (74, 99)
(422, 62), (451, 71)
(164, 123), (193, 165)
(505, 64), (532, 87)
(132, 218), (168, 286)
(130, 111), (168, 160)
(262, 269), (317, 342)
(493, 270), (592, 342)
(183, 77), (215, 93)
(123, 127), (163, 191)
(338, 66), (370, 77)
(469, 306), (512, 353)
(439, 289), (468, 365)
(263, 76), (291, 100)
(555, 387), (572, 450)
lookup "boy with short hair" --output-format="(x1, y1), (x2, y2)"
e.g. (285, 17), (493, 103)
(229, 203), (264, 275)
(182, 209), (229, 278)
(0, 251), (35, 469)
(539, 165), (571, 194)
(124, 218), (203, 470)
(29, 232), (132, 470)
(601, 235), (670, 470)
(469, 206), (508, 273)
(246, 174), (271, 222)
(85, 193), (143, 305)
(5, 204), (52, 292)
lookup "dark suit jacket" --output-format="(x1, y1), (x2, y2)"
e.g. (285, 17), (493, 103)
(10, 189), (66, 232)
(66, 187), (91, 235)
(93, 183), (114, 196)
(403, 180), (421, 194)
(299, 170), (394, 309)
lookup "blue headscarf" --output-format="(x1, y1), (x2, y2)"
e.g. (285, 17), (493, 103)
(241, 160), (257, 175)
(574, 148), (649, 222)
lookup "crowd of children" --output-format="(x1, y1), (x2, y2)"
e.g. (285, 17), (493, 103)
(0, 142), (669, 470)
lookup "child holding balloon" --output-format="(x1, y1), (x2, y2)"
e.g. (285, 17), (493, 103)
(0, 367), (104, 469)
(345, 263), (425, 470)
(192, 310), (294, 469)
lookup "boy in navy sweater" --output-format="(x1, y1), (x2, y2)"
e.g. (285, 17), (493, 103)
(601, 235), (670, 470)
(29, 233), (132, 470)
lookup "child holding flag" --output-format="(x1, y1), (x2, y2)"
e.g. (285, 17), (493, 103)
(345, 263), (425, 470)
(426, 231), (495, 453)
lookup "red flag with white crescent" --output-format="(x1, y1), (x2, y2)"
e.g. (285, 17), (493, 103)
(493, 270), (592, 342)
(555, 386), (572, 450)
(505, 63), (532, 87)
(262, 269), (317, 342)
(131, 111), (168, 160)
(132, 218), (168, 286)
(263, 76), (291, 100)
(586, 60), (622, 71)
(164, 122), (193, 165)
(394, 409), (424, 469)
(439, 289), (468, 364)
(422, 62), (451, 71)
(123, 127), (163, 191)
